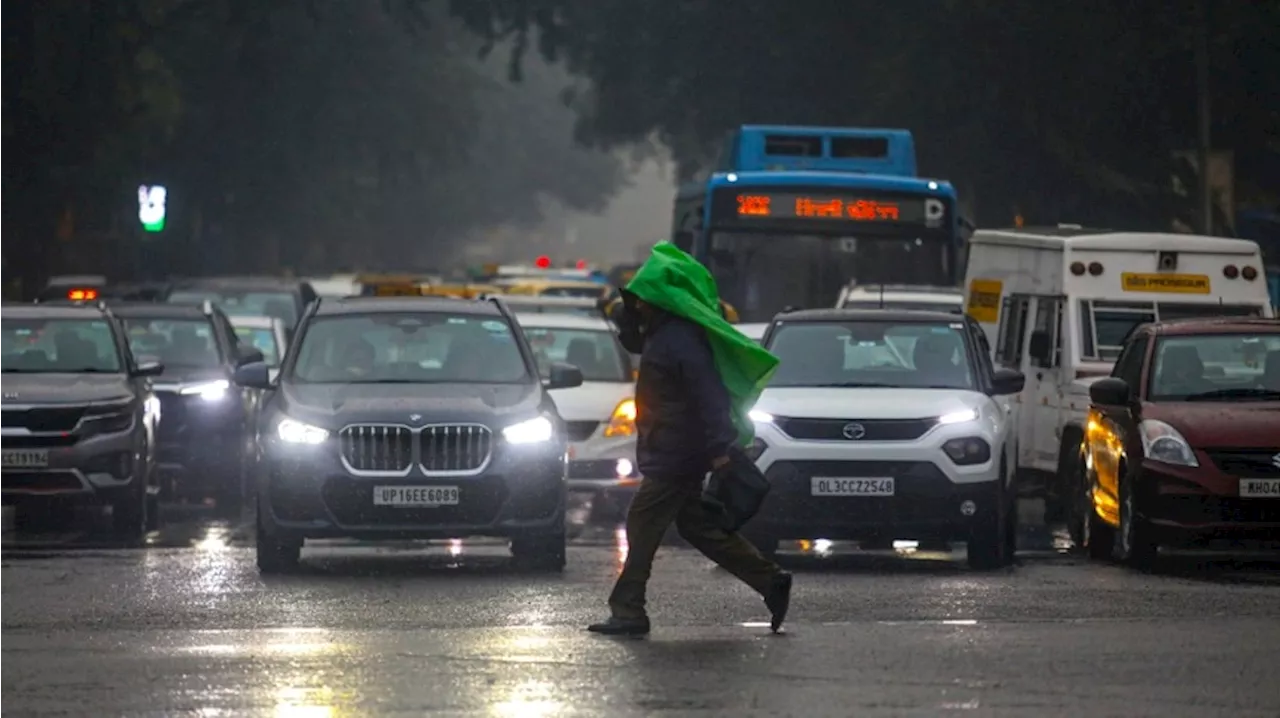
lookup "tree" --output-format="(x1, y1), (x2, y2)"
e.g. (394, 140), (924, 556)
(451, 0), (1279, 228)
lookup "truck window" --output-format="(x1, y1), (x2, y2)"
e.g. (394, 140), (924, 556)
(995, 295), (1030, 367)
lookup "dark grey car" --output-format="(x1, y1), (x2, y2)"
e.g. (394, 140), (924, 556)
(234, 296), (583, 573)
(1, 303), (164, 538)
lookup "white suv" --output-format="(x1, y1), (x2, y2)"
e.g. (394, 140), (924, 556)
(743, 309), (1025, 568)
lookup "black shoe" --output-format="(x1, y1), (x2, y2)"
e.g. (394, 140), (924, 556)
(587, 616), (651, 636)
(765, 572), (793, 633)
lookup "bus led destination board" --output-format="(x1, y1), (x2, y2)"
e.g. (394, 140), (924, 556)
(715, 189), (947, 228)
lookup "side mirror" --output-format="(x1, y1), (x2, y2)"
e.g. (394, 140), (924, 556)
(133, 359), (165, 378)
(1089, 377), (1132, 406)
(1028, 329), (1052, 366)
(544, 362), (584, 391)
(233, 361), (273, 390)
(237, 348), (265, 366)
(989, 368), (1025, 396)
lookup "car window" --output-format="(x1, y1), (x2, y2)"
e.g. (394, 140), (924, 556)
(292, 312), (529, 384)
(234, 326), (282, 367)
(1149, 333), (1280, 401)
(1, 318), (123, 373)
(522, 327), (628, 382)
(168, 289), (298, 325)
(767, 320), (975, 390)
(122, 318), (222, 369)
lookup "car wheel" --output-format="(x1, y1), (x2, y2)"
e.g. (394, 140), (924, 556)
(112, 486), (148, 543)
(967, 487), (1008, 570)
(1115, 478), (1157, 570)
(511, 530), (567, 572)
(256, 505), (301, 574)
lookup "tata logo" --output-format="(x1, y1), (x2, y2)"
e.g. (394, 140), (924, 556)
(408, 414), (423, 424)
(842, 423), (867, 440)
(1271, 453), (1280, 470)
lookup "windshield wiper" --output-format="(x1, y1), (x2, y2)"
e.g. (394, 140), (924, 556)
(1184, 388), (1280, 401)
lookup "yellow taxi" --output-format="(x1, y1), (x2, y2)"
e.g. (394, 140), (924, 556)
(504, 279), (612, 300)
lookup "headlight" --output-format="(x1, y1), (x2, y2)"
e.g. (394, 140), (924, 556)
(277, 417), (329, 445)
(603, 398), (636, 438)
(748, 409), (774, 424)
(937, 408), (978, 425)
(1139, 420), (1198, 467)
(942, 437), (991, 465)
(503, 416), (555, 444)
(180, 379), (230, 402)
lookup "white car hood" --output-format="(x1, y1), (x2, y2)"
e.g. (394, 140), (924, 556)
(755, 387), (986, 420)
(549, 381), (633, 422)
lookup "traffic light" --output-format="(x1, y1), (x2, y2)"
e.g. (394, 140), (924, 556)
(535, 255), (551, 269)
(575, 259), (587, 270)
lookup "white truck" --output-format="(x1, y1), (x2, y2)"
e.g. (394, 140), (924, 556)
(962, 227), (1274, 520)
(835, 283), (964, 313)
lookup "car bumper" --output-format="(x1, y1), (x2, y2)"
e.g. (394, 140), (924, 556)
(749, 429), (1006, 541)
(1, 426), (144, 502)
(1139, 456), (1280, 544)
(259, 440), (567, 540)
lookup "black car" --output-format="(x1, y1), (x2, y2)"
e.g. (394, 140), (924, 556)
(1, 303), (164, 537)
(233, 296), (584, 573)
(166, 276), (318, 338)
(109, 301), (262, 508)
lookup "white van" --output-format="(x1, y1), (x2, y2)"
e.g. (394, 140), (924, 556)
(836, 284), (963, 313)
(962, 227), (1273, 518)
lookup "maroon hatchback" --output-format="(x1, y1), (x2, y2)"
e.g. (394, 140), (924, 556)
(1074, 317), (1280, 567)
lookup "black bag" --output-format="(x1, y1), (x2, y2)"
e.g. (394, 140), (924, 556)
(700, 448), (771, 533)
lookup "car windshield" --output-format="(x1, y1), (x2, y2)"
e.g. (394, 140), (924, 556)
(1081, 300), (1266, 361)
(168, 288), (297, 325)
(233, 325), (282, 367)
(122, 318), (222, 369)
(291, 312), (529, 384)
(1148, 333), (1280, 402)
(538, 285), (604, 299)
(1, 318), (122, 373)
(522, 327), (629, 382)
(766, 320), (975, 390)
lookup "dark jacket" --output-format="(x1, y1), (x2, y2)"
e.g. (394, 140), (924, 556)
(634, 311), (738, 479)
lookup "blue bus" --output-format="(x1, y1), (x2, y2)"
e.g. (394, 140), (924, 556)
(670, 125), (963, 323)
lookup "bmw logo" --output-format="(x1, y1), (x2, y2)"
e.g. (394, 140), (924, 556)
(842, 423), (866, 440)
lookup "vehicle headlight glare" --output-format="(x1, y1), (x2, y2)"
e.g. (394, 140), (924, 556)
(748, 409), (774, 423)
(277, 417), (329, 445)
(1139, 419), (1198, 467)
(181, 379), (230, 402)
(503, 416), (555, 444)
(938, 408), (978, 425)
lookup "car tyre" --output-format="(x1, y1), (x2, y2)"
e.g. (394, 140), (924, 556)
(111, 486), (148, 543)
(256, 506), (301, 574)
(1115, 478), (1158, 570)
(511, 530), (567, 572)
(967, 486), (1008, 570)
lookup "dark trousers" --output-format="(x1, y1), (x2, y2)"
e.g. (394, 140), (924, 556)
(608, 474), (782, 619)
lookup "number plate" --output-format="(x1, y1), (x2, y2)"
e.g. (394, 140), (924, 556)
(1, 450), (49, 469)
(811, 477), (895, 497)
(1240, 479), (1280, 498)
(373, 485), (460, 507)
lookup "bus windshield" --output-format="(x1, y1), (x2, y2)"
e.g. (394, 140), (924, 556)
(707, 231), (955, 323)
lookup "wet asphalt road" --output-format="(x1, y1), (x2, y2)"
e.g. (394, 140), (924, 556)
(4, 507), (1280, 717)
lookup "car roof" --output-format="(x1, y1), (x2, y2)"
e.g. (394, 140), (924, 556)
(104, 302), (213, 319)
(774, 308), (968, 324)
(1147, 317), (1280, 337)
(311, 296), (503, 317)
(3, 303), (108, 320)
(170, 276), (304, 291)
(512, 313), (612, 331)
